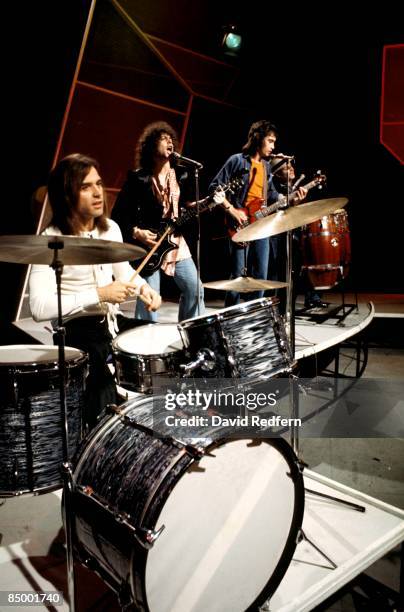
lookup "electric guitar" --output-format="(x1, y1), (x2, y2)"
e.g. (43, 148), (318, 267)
(134, 175), (243, 275)
(227, 172), (327, 239)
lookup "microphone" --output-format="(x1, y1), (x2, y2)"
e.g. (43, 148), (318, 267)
(269, 153), (295, 160)
(171, 151), (203, 170)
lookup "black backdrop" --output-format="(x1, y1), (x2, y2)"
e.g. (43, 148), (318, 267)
(2, 1), (403, 340)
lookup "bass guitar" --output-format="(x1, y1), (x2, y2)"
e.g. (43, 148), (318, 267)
(227, 172), (327, 239)
(133, 175), (243, 275)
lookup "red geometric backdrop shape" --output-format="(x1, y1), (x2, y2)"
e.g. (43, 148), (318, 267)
(380, 44), (404, 164)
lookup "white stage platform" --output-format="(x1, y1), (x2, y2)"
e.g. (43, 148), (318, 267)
(268, 469), (404, 611)
(0, 470), (402, 610)
(294, 302), (374, 360)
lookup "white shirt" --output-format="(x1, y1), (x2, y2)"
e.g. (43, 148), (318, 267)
(29, 220), (146, 332)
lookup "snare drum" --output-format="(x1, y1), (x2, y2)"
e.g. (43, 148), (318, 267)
(0, 345), (86, 496)
(178, 297), (293, 381)
(301, 209), (351, 289)
(71, 395), (304, 611)
(112, 324), (184, 394)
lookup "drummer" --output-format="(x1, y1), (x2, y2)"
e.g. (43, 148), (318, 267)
(29, 153), (161, 430)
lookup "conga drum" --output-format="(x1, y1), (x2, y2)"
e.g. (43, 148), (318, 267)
(301, 209), (351, 289)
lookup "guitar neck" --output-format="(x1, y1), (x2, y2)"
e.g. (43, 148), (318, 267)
(176, 195), (211, 228)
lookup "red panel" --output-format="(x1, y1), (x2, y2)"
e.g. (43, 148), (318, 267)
(380, 44), (404, 164)
(58, 83), (185, 188)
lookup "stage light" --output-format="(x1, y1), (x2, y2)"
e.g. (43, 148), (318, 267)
(222, 24), (242, 56)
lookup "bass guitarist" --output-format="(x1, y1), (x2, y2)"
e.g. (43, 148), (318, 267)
(112, 122), (212, 322)
(209, 119), (306, 307)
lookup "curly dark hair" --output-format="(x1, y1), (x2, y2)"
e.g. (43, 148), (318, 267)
(47, 153), (109, 235)
(242, 120), (278, 156)
(135, 121), (179, 171)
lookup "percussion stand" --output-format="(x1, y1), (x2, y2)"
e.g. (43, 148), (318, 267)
(49, 240), (77, 612)
(282, 172), (365, 517)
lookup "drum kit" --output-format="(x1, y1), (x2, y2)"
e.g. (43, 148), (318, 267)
(0, 195), (354, 611)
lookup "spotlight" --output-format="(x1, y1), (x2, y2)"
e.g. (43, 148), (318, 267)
(222, 24), (242, 57)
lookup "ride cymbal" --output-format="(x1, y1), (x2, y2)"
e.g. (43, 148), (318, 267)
(0, 235), (146, 265)
(232, 197), (348, 242)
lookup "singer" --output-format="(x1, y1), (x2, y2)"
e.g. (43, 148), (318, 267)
(209, 119), (306, 307)
(112, 121), (205, 322)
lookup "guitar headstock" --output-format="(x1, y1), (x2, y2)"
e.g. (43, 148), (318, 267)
(219, 173), (244, 195)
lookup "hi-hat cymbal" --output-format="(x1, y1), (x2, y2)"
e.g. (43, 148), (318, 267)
(0, 235), (146, 265)
(203, 277), (289, 292)
(232, 197), (348, 242)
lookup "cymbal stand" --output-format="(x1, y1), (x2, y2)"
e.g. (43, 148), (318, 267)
(49, 240), (77, 612)
(282, 171), (364, 517)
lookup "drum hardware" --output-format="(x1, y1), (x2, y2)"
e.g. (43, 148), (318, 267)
(106, 402), (122, 415)
(298, 529), (337, 570)
(76, 484), (165, 549)
(180, 348), (216, 376)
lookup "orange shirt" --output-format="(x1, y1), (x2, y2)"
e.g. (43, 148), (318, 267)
(245, 159), (265, 205)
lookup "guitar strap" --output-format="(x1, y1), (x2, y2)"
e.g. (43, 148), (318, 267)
(262, 161), (268, 203)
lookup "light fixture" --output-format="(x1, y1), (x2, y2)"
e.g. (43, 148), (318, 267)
(222, 24), (242, 57)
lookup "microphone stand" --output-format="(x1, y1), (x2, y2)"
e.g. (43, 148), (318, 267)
(193, 166), (202, 316)
(49, 239), (77, 612)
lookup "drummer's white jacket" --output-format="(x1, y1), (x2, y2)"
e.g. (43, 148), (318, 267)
(29, 220), (145, 334)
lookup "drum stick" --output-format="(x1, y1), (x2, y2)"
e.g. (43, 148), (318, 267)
(137, 293), (153, 307)
(129, 226), (172, 283)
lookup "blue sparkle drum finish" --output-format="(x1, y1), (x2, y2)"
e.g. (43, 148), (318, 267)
(71, 395), (304, 612)
(0, 345), (86, 496)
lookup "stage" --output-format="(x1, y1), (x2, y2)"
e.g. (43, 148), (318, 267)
(0, 469), (402, 611)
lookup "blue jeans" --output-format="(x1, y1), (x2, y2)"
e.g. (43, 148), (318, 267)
(135, 257), (205, 322)
(225, 238), (269, 307)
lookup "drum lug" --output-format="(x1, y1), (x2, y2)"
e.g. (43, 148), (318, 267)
(134, 525), (166, 549)
(106, 403), (121, 415)
(184, 444), (205, 459)
(114, 511), (165, 549)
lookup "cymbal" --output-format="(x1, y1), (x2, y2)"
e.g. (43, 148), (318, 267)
(203, 277), (289, 292)
(0, 235), (146, 265)
(232, 197), (348, 242)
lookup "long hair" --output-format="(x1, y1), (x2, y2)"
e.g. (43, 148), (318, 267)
(242, 120), (278, 156)
(135, 122), (179, 172)
(47, 153), (109, 235)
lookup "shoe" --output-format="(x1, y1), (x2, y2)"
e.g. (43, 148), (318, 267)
(304, 299), (328, 309)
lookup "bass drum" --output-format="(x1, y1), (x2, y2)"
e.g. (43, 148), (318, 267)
(301, 208), (351, 290)
(71, 395), (304, 612)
